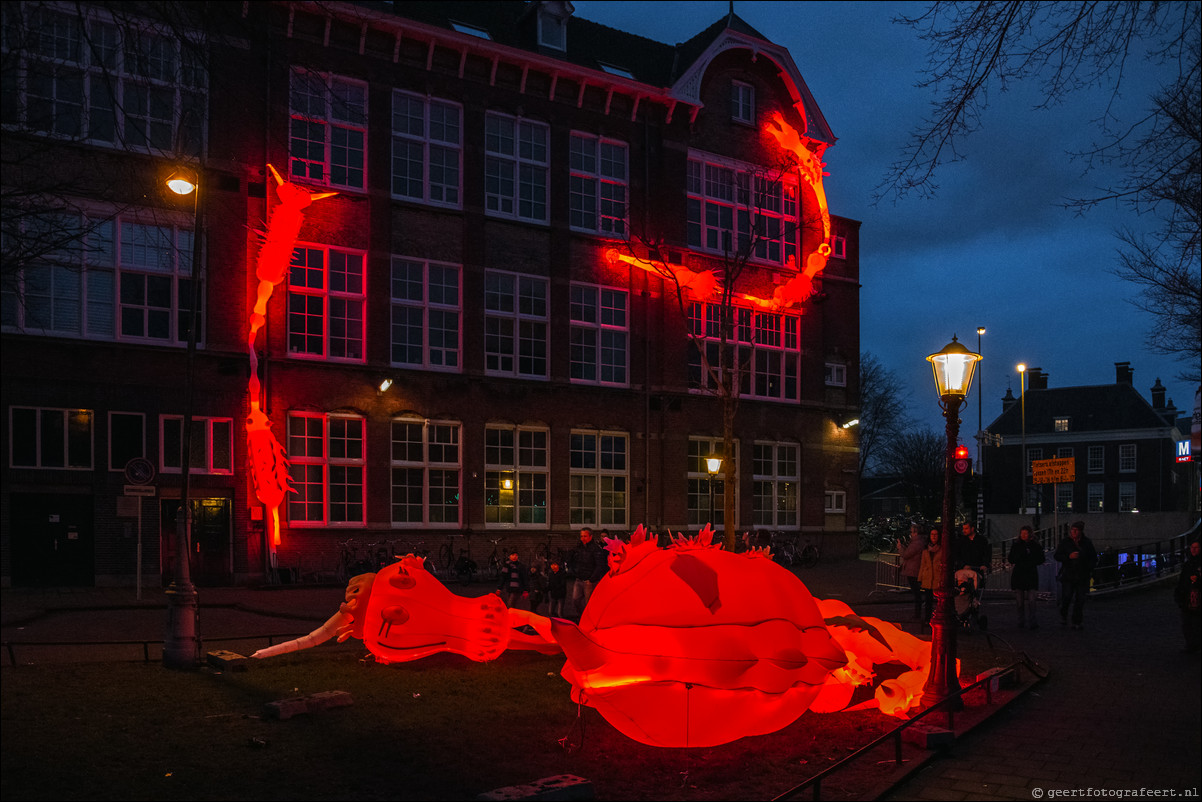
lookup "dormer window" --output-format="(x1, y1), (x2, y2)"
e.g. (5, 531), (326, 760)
(536, 1), (573, 51)
(450, 21), (491, 40)
(599, 62), (635, 79)
(732, 81), (754, 124)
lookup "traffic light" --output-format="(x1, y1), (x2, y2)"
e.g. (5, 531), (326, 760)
(953, 444), (971, 475)
(954, 444), (970, 460)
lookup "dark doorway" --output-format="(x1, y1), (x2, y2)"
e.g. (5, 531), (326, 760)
(10, 493), (95, 587)
(160, 497), (231, 586)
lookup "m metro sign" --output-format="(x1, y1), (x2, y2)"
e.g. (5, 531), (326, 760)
(1032, 457), (1075, 484)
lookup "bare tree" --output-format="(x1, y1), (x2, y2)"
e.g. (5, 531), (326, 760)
(880, 427), (947, 522)
(858, 352), (912, 477)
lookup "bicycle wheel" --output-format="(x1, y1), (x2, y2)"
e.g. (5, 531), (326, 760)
(798, 544), (819, 569)
(439, 543), (454, 573)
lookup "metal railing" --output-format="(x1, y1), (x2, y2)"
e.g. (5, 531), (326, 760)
(773, 656), (1047, 801)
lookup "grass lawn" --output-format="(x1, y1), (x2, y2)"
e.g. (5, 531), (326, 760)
(0, 639), (1015, 801)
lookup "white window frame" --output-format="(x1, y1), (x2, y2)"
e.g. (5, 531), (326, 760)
(688, 437), (737, 529)
(484, 270), (548, 379)
(1054, 417), (1070, 432)
(390, 417), (461, 527)
(569, 283), (628, 386)
(569, 132), (628, 236)
(731, 80), (754, 124)
(688, 302), (801, 402)
(390, 257), (461, 371)
(289, 68), (367, 190)
(9, 406), (93, 469)
(828, 234), (846, 260)
(753, 442), (799, 528)
(287, 244), (366, 362)
(1, 212), (201, 346)
(484, 424), (549, 528)
(1087, 483), (1104, 512)
(484, 112), (549, 223)
(3, 5), (207, 154)
(287, 412), (365, 526)
(1118, 443), (1137, 473)
(1026, 447), (1043, 476)
(391, 91), (461, 207)
(569, 430), (629, 526)
(825, 362), (847, 387)
(824, 490), (847, 514)
(160, 415), (233, 475)
(1056, 484), (1073, 513)
(1118, 481), (1137, 512)
(686, 151), (800, 267)
(1088, 445), (1104, 474)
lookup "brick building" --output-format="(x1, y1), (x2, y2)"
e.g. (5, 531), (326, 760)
(1, 1), (861, 587)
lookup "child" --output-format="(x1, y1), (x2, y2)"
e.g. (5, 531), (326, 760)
(498, 551), (528, 610)
(528, 562), (547, 613)
(546, 560), (568, 618)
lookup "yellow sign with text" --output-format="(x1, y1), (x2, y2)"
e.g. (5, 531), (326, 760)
(1031, 457), (1075, 484)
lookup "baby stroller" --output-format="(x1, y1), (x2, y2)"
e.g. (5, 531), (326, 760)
(954, 567), (989, 630)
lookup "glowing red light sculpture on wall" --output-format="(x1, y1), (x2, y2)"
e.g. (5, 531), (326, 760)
(254, 526), (950, 747)
(246, 165), (336, 545)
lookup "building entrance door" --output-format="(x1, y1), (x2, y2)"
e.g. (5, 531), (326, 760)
(9, 493), (95, 587)
(160, 498), (232, 586)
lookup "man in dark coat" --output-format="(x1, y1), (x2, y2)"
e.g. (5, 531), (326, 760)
(1008, 525), (1046, 629)
(568, 528), (607, 617)
(1054, 521), (1097, 630)
(1174, 539), (1201, 653)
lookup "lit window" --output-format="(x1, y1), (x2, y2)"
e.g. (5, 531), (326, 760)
(161, 416), (232, 474)
(1055, 417), (1070, 432)
(390, 417), (461, 526)
(569, 133), (627, 235)
(570, 284), (628, 385)
(824, 490), (846, 514)
(390, 258), (461, 371)
(287, 413), (365, 525)
(731, 80), (754, 123)
(9, 407), (93, 469)
(484, 270), (547, 378)
(825, 362), (847, 387)
(570, 431), (628, 526)
(686, 152), (799, 266)
(290, 69), (367, 190)
(485, 425), (548, 527)
(753, 442), (799, 528)
(1119, 443), (1136, 472)
(688, 303), (800, 402)
(287, 245), (366, 362)
(391, 91), (461, 207)
(484, 113), (548, 223)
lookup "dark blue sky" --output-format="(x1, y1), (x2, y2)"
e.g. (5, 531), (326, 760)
(573, 1), (1192, 445)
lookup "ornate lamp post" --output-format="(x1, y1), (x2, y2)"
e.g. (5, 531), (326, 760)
(706, 452), (722, 526)
(921, 335), (981, 711)
(1017, 363), (1027, 515)
(163, 167), (203, 669)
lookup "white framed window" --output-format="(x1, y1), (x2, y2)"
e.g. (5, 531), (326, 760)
(9, 407), (93, 469)
(753, 442), (799, 528)
(686, 152), (799, 267)
(569, 430), (628, 526)
(1088, 445), (1104, 474)
(390, 257), (461, 371)
(1056, 485), (1073, 512)
(391, 91), (461, 207)
(688, 303), (800, 402)
(1058, 447), (1073, 459)
(537, 10), (566, 50)
(390, 417), (461, 527)
(1, 213), (201, 346)
(1118, 482), (1137, 512)
(1118, 443), (1136, 473)
(287, 244), (365, 362)
(484, 112), (548, 223)
(287, 413), (365, 526)
(828, 234), (846, 260)
(824, 490), (847, 514)
(1055, 417), (1070, 432)
(1026, 447), (1043, 475)
(108, 411), (145, 471)
(484, 270), (548, 378)
(485, 425), (548, 527)
(3, 5), (206, 153)
(1087, 483), (1104, 512)
(731, 80), (754, 124)
(569, 133), (627, 235)
(289, 68), (366, 190)
(688, 437), (737, 529)
(825, 362), (847, 387)
(570, 283), (628, 385)
(160, 415), (232, 475)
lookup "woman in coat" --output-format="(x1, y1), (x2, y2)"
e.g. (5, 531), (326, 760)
(897, 523), (927, 621)
(917, 527), (945, 626)
(1008, 525), (1045, 629)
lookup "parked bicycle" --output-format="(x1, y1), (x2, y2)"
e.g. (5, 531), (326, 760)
(338, 539), (374, 582)
(797, 537), (820, 569)
(483, 538), (505, 581)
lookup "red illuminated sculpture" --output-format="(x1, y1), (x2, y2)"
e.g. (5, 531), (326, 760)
(253, 526), (951, 747)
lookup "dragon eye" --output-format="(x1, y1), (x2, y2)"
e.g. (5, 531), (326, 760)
(389, 572), (417, 590)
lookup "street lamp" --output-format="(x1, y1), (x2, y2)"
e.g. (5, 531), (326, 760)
(163, 166), (203, 669)
(706, 452), (722, 526)
(1018, 364), (1027, 515)
(922, 335), (981, 712)
(976, 327), (985, 475)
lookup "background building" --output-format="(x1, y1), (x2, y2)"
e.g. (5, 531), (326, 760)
(1, 0), (861, 587)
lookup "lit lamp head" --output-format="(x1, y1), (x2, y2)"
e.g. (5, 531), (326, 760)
(926, 335), (981, 408)
(166, 168), (198, 196)
(706, 453), (722, 475)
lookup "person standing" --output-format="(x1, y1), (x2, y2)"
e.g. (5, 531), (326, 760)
(917, 527), (945, 626)
(497, 550), (528, 610)
(569, 527), (607, 617)
(546, 560), (568, 618)
(1174, 539), (1201, 653)
(898, 523), (926, 620)
(1054, 521), (1097, 630)
(527, 561), (547, 614)
(1008, 525), (1046, 629)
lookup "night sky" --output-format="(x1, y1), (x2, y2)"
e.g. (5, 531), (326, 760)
(572, 1), (1194, 447)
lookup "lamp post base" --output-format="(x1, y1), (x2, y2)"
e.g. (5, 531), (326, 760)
(163, 583), (201, 669)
